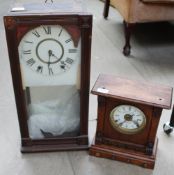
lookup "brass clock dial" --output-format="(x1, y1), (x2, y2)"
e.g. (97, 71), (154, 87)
(18, 25), (79, 76)
(110, 105), (146, 134)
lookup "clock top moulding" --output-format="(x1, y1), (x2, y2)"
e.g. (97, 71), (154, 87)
(91, 74), (172, 109)
(4, 0), (92, 152)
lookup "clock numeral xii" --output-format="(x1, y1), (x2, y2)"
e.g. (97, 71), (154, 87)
(43, 26), (51, 35)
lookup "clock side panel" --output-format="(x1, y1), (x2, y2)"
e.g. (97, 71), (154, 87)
(103, 98), (153, 146)
(4, 16), (30, 139)
(79, 15), (92, 137)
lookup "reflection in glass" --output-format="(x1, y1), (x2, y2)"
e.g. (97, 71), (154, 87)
(25, 85), (80, 139)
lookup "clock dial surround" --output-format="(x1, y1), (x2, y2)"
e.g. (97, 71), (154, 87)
(18, 25), (79, 76)
(110, 105), (146, 134)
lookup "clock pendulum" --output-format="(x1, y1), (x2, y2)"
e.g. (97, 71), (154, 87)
(89, 74), (173, 169)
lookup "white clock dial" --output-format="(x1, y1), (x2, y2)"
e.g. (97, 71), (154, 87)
(18, 25), (79, 76)
(110, 105), (146, 134)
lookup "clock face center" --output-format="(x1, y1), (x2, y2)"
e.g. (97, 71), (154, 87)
(36, 38), (64, 64)
(124, 114), (133, 121)
(19, 25), (80, 76)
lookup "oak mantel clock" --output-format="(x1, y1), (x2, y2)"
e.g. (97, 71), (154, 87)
(4, 0), (92, 152)
(89, 74), (172, 169)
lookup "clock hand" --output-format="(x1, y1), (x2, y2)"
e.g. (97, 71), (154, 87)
(48, 50), (52, 68)
(50, 52), (62, 62)
(48, 49), (52, 60)
(118, 121), (126, 126)
(133, 120), (140, 128)
(130, 114), (135, 117)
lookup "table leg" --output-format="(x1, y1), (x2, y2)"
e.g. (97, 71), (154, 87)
(103, 0), (110, 19)
(123, 21), (135, 56)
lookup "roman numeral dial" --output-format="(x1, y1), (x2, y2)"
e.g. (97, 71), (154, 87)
(19, 25), (80, 76)
(110, 105), (146, 134)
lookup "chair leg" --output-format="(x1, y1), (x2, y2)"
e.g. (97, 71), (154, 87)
(163, 105), (174, 135)
(123, 21), (135, 56)
(103, 0), (110, 19)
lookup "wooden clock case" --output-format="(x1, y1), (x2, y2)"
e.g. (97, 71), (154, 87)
(4, 2), (92, 153)
(89, 74), (173, 169)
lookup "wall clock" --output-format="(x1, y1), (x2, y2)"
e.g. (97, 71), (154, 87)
(89, 74), (172, 169)
(4, 0), (92, 152)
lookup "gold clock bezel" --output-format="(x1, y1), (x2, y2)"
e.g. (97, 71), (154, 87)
(110, 105), (146, 135)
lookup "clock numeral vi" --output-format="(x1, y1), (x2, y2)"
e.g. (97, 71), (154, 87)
(49, 67), (54, 75)
(43, 26), (51, 35)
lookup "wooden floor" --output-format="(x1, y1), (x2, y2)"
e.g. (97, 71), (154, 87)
(0, 0), (174, 174)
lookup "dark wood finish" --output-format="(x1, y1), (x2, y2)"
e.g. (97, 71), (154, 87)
(103, 0), (110, 19)
(90, 74), (172, 169)
(104, 99), (153, 146)
(90, 138), (158, 169)
(123, 21), (135, 56)
(169, 105), (174, 127)
(25, 87), (31, 104)
(163, 105), (174, 134)
(91, 74), (172, 109)
(4, 2), (92, 152)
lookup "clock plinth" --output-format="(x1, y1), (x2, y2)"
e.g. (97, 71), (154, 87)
(90, 74), (172, 169)
(90, 137), (158, 169)
(21, 136), (89, 153)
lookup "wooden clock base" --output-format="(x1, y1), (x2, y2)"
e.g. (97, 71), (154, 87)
(21, 136), (89, 153)
(21, 144), (89, 153)
(89, 138), (158, 169)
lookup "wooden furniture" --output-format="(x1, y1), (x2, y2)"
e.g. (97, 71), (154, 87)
(163, 105), (174, 134)
(4, 0), (92, 153)
(89, 74), (172, 169)
(103, 0), (174, 56)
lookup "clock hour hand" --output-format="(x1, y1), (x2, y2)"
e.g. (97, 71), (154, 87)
(133, 120), (140, 128)
(50, 51), (61, 62)
(118, 121), (126, 126)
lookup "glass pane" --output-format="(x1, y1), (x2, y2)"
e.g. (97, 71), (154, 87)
(18, 25), (81, 139)
(26, 85), (80, 139)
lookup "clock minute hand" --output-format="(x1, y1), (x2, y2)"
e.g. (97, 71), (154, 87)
(48, 50), (52, 67)
(133, 120), (140, 128)
(118, 121), (126, 126)
(50, 52), (62, 62)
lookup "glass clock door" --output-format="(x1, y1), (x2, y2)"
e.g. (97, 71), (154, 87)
(18, 25), (81, 139)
